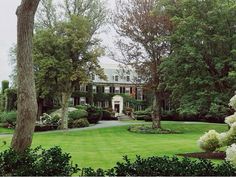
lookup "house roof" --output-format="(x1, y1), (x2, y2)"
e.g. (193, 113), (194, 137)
(94, 63), (140, 84)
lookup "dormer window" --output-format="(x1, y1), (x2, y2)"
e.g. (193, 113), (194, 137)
(126, 76), (130, 82)
(92, 75), (95, 80)
(115, 75), (119, 82)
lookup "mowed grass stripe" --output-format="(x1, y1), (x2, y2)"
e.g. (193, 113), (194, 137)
(0, 121), (228, 169)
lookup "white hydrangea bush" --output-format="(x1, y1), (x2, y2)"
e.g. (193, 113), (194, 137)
(197, 94), (236, 167)
(229, 95), (236, 110)
(225, 113), (236, 126)
(219, 132), (229, 146)
(226, 144), (236, 166)
(198, 130), (220, 152)
(222, 122), (236, 146)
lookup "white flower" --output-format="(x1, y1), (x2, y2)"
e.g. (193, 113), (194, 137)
(226, 144), (236, 166)
(219, 132), (229, 146)
(198, 130), (220, 152)
(229, 95), (236, 110)
(225, 113), (236, 126)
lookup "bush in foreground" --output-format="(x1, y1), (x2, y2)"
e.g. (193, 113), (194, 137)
(0, 146), (79, 176)
(82, 155), (236, 176)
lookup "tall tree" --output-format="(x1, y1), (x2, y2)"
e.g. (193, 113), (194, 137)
(34, 0), (106, 129)
(113, 0), (172, 128)
(161, 0), (236, 118)
(11, 0), (40, 152)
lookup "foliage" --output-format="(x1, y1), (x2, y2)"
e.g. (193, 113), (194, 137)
(4, 88), (17, 111)
(198, 130), (220, 152)
(101, 110), (116, 120)
(39, 113), (60, 126)
(128, 125), (181, 134)
(0, 111), (17, 126)
(114, 0), (173, 128)
(68, 109), (88, 120)
(50, 107), (77, 118)
(86, 105), (102, 124)
(225, 113), (236, 126)
(33, 0), (107, 129)
(82, 155), (236, 176)
(134, 109), (152, 120)
(68, 118), (89, 129)
(161, 0), (236, 118)
(1, 80), (9, 94)
(0, 146), (79, 176)
(226, 144), (236, 166)
(229, 95), (236, 110)
(75, 105), (88, 110)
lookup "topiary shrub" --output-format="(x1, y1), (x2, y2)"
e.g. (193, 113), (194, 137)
(198, 130), (221, 152)
(0, 146), (79, 176)
(69, 119), (89, 128)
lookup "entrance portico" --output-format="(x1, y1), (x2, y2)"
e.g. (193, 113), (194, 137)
(112, 95), (124, 116)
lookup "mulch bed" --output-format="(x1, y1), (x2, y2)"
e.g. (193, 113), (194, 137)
(177, 151), (226, 160)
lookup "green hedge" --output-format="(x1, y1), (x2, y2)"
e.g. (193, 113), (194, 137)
(0, 146), (79, 176)
(68, 109), (88, 120)
(82, 155), (236, 176)
(68, 118), (89, 128)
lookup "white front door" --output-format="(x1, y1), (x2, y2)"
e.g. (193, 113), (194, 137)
(112, 95), (124, 115)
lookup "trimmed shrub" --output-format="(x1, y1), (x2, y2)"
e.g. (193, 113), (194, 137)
(198, 130), (220, 152)
(75, 105), (88, 110)
(0, 146), (79, 176)
(82, 155), (236, 176)
(86, 106), (102, 124)
(134, 110), (152, 120)
(50, 107), (78, 118)
(101, 110), (117, 120)
(0, 111), (17, 126)
(69, 119), (89, 128)
(68, 109), (88, 120)
(39, 113), (60, 126)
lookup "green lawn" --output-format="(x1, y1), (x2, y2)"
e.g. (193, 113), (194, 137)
(0, 121), (228, 169)
(0, 127), (13, 134)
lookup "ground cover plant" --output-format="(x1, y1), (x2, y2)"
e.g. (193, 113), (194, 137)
(0, 121), (227, 170)
(128, 124), (181, 134)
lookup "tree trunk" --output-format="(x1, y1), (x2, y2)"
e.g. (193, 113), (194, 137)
(152, 91), (161, 129)
(60, 92), (71, 129)
(11, 0), (40, 152)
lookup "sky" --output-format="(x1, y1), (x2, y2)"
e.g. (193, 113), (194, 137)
(0, 0), (118, 85)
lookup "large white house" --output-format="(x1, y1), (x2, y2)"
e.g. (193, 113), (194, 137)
(72, 63), (146, 114)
